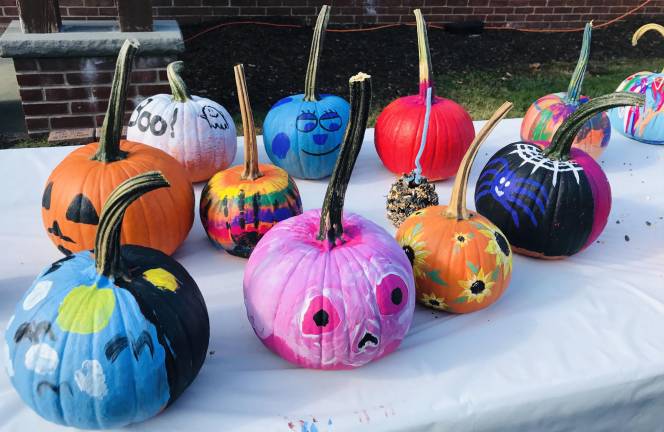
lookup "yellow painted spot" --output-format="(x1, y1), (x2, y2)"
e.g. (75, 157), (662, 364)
(56, 285), (115, 334)
(143, 268), (179, 292)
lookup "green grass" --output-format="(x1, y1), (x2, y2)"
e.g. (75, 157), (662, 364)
(6, 57), (662, 149)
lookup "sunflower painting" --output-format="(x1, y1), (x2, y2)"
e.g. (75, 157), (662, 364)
(396, 206), (512, 314)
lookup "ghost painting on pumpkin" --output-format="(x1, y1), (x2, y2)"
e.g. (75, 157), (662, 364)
(263, 95), (350, 179)
(4, 252), (174, 429)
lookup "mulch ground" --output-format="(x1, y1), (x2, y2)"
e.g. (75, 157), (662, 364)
(180, 16), (662, 116)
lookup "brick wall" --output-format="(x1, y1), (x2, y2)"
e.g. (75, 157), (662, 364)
(14, 55), (174, 136)
(1, 1), (662, 31)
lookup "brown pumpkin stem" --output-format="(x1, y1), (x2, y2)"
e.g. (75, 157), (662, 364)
(545, 92), (645, 160)
(445, 102), (513, 221)
(631, 23), (664, 73)
(415, 9), (435, 99)
(318, 72), (372, 245)
(94, 39), (139, 163)
(168, 61), (192, 102)
(95, 171), (170, 277)
(304, 5), (331, 102)
(234, 64), (263, 181)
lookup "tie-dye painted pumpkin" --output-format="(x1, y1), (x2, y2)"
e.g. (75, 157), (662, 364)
(521, 24), (610, 159)
(609, 24), (664, 145)
(41, 40), (194, 257)
(244, 73), (415, 369)
(200, 64), (303, 258)
(127, 61), (237, 182)
(4, 172), (209, 429)
(475, 93), (644, 259)
(374, 9), (475, 181)
(397, 103), (513, 313)
(262, 5), (351, 179)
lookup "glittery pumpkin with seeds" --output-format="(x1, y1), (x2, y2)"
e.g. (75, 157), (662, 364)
(397, 103), (514, 313)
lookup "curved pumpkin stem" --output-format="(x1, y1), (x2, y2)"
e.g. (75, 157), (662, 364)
(234, 64), (263, 181)
(95, 171), (170, 277)
(167, 61), (192, 102)
(415, 9), (435, 99)
(318, 72), (371, 245)
(445, 102), (513, 221)
(545, 92), (644, 160)
(632, 23), (664, 73)
(565, 22), (592, 105)
(304, 5), (331, 102)
(94, 39), (139, 163)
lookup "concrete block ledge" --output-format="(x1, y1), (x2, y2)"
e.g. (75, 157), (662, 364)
(0, 20), (184, 58)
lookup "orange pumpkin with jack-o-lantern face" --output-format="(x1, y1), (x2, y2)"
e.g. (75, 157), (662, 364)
(41, 40), (194, 256)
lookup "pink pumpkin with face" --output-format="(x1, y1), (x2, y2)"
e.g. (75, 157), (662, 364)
(244, 210), (414, 369)
(243, 72), (415, 369)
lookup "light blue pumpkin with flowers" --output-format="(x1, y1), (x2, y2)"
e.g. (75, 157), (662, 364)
(263, 5), (350, 179)
(3, 172), (209, 429)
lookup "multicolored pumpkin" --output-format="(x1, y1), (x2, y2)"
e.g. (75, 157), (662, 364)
(609, 23), (664, 145)
(397, 103), (513, 313)
(374, 9), (475, 181)
(200, 64), (303, 258)
(41, 40), (194, 257)
(475, 93), (644, 259)
(521, 23), (610, 159)
(127, 61), (237, 182)
(244, 73), (415, 369)
(5, 172), (209, 429)
(262, 5), (351, 180)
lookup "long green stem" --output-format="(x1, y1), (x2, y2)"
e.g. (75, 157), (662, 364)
(93, 39), (139, 162)
(304, 5), (331, 102)
(167, 61), (191, 102)
(445, 102), (512, 220)
(545, 92), (644, 160)
(234, 64), (262, 181)
(565, 22), (592, 104)
(95, 171), (170, 277)
(414, 9), (435, 98)
(318, 72), (372, 244)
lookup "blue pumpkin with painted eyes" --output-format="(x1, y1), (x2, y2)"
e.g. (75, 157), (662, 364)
(264, 94), (350, 179)
(262, 5), (350, 179)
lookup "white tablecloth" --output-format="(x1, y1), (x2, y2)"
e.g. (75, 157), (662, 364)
(1, 119), (664, 432)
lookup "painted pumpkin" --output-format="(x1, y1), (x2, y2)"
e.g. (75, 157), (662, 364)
(127, 61), (237, 182)
(397, 103), (513, 313)
(475, 93), (644, 259)
(374, 9), (475, 181)
(609, 23), (664, 145)
(521, 23), (610, 159)
(200, 64), (303, 258)
(262, 5), (351, 179)
(244, 73), (415, 369)
(41, 40), (194, 257)
(4, 172), (209, 429)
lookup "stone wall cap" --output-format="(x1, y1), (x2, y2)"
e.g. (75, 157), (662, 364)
(0, 20), (184, 58)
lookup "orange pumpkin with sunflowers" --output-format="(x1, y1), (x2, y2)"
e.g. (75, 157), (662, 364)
(396, 102), (514, 313)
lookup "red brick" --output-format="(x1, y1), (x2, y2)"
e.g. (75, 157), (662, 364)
(51, 116), (96, 129)
(19, 89), (44, 102)
(17, 74), (65, 87)
(23, 103), (69, 116)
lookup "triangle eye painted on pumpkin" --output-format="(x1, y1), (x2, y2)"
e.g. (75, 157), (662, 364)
(42, 182), (53, 209)
(66, 194), (99, 225)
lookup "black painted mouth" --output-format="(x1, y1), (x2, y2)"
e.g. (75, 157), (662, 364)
(358, 332), (379, 350)
(301, 144), (341, 157)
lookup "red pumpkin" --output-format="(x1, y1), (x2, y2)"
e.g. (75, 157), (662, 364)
(374, 9), (475, 181)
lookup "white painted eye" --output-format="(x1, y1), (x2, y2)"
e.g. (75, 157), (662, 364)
(505, 181), (511, 187)
(499, 177), (506, 184)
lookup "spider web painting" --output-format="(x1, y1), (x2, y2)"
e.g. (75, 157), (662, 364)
(510, 143), (584, 186)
